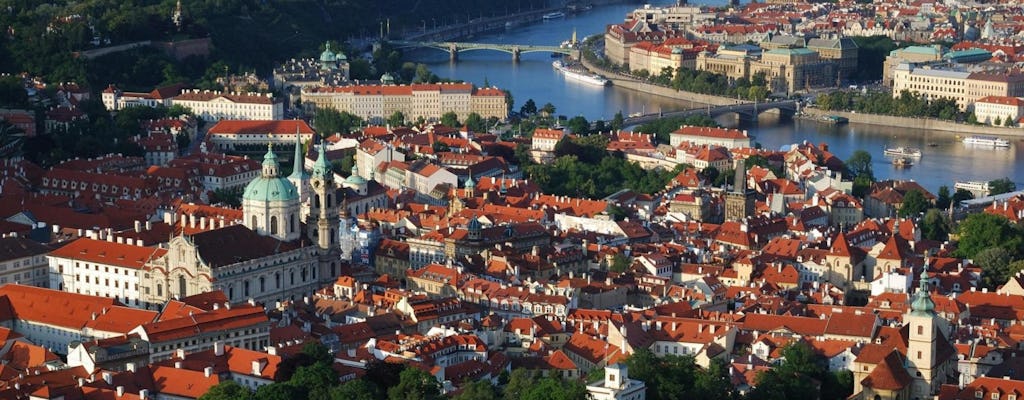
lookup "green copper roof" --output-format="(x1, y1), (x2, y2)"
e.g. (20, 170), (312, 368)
(244, 147), (299, 203)
(910, 270), (936, 315)
(320, 42), (337, 63)
(344, 164), (367, 186)
(289, 130), (309, 180)
(312, 141), (332, 178)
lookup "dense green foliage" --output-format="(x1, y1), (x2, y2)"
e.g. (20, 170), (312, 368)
(898, 189), (929, 217)
(748, 342), (853, 400)
(955, 213), (1024, 259)
(314, 108), (363, 135)
(525, 134), (685, 198)
(624, 348), (736, 400)
(500, 369), (588, 400)
(815, 90), (963, 121)
(988, 177), (1017, 196)
(851, 36), (898, 81)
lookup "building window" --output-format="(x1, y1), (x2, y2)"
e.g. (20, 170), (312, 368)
(270, 216), (278, 235)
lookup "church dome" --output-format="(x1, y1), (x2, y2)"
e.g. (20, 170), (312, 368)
(243, 147), (299, 203)
(320, 43), (337, 63)
(243, 176), (299, 202)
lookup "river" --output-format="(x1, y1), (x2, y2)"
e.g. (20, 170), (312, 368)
(405, 1), (1024, 194)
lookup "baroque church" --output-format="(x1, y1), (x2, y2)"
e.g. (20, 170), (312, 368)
(141, 135), (345, 306)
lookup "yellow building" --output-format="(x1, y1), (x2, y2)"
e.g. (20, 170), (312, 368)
(301, 83), (507, 123)
(891, 64), (1024, 111)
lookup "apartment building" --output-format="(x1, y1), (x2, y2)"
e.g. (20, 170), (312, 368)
(301, 83), (507, 123)
(891, 64), (1024, 111)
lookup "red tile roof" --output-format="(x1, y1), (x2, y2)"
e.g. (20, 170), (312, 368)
(48, 237), (166, 270)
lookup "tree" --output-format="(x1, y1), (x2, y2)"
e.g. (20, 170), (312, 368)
(453, 379), (498, 400)
(952, 189), (975, 206)
(387, 111), (406, 127)
(936, 186), (951, 210)
(995, 116), (1002, 126)
(748, 342), (841, 400)
(415, 63), (435, 83)
(898, 189), (929, 217)
(955, 213), (1024, 259)
(465, 112), (486, 132)
(388, 367), (441, 400)
(611, 111), (624, 131)
(920, 209), (950, 241)
(255, 383), (302, 400)
(975, 247), (1015, 289)
(314, 108), (361, 134)
(1006, 115), (1015, 127)
(539, 102), (556, 117)
(198, 381), (250, 400)
(520, 98), (538, 116)
(502, 369), (537, 400)
(609, 254), (631, 272)
(845, 150), (874, 180)
(988, 177), (1017, 196)
(301, 342), (334, 365)
(291, 362), (339, 399)
(967, 113), (978, 124)
(520, 376), (588, 400)
(440, 111), (460, 127)
(330, 379), (379, 400)
(565, 116), (589, 135)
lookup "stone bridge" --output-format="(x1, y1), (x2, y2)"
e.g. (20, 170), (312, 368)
(387, 40), (579, 62)
(625, 99), (799, 126)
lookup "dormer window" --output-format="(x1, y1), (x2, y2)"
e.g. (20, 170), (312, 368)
(977, 391), (984, 399)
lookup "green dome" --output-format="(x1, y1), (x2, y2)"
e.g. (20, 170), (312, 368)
(244, 146), (299, 203)
(243, 176), (299, 202)
(345, 164), (367, 186)
(320, 43), (337, 63)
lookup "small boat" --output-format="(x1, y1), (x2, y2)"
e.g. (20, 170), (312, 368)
(962, 135), (1011, 147)
(543, 11), (566, 20)
(883, 146), (922, 158)
(821, 115), (848, 125)
(892, 157), (913, 168)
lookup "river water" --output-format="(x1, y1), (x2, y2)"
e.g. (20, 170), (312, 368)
(406, 1), (1024, 193)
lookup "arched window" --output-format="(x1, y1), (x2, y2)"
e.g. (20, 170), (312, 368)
(228, 285), (234, 300)
(259, 276), (266, 292)
(251, 215), (257, 228)
(326, 193), (332, 208)
(290, 270), (295, 285)
(314, 196), (320, 208)
(290, 214), (296, 233)
(157, 284), (163, 297)
(244, 280), (250, 297)
(301, 268), (308, 282)
(275, 272), (281, 289)
(270, 216), (278, 235)
(178, 276), (186, 296)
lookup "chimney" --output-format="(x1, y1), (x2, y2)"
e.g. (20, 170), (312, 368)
(204, 366), (213, 378)
(214, 341), (224, 356)
(176, 348), (186, 360)
(102, 371), (113, 385)
(134, 220), (142, 233)
(116, 386), (125, 397)
(140, 389), (149, 400)
(175, 361), (183, 369)
(126, 362), (136, 372)
(267, 345), (278, 356)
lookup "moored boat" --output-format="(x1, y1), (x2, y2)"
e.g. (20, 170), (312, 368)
(543, 11), (566, 20)
(552, 60), (609, 87)
(883, 146), (922, 158)
(962, 135), (1011, 147)
(892, 157), (913, 168)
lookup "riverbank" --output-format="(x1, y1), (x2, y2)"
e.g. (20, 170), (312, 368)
(801, 108), (1024, 138)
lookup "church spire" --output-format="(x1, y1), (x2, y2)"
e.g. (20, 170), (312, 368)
(910, 269), (935, 315)
(312, 136), (331, 179)
(289, 125), (308, 180)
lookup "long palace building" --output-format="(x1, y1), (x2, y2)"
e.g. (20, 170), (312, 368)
(301, 82), (508, 123)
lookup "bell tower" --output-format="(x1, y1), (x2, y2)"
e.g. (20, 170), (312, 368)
(309, 141), (337, 249)
(904, 269), (949, 399)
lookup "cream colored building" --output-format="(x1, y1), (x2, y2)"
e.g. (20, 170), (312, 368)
(301, 83), (507, 123)
(882, 46), (944, 87)
(973, 96), (1024, 125)
(696, 46), (835, 94)
(891, 64), (1024, 111)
